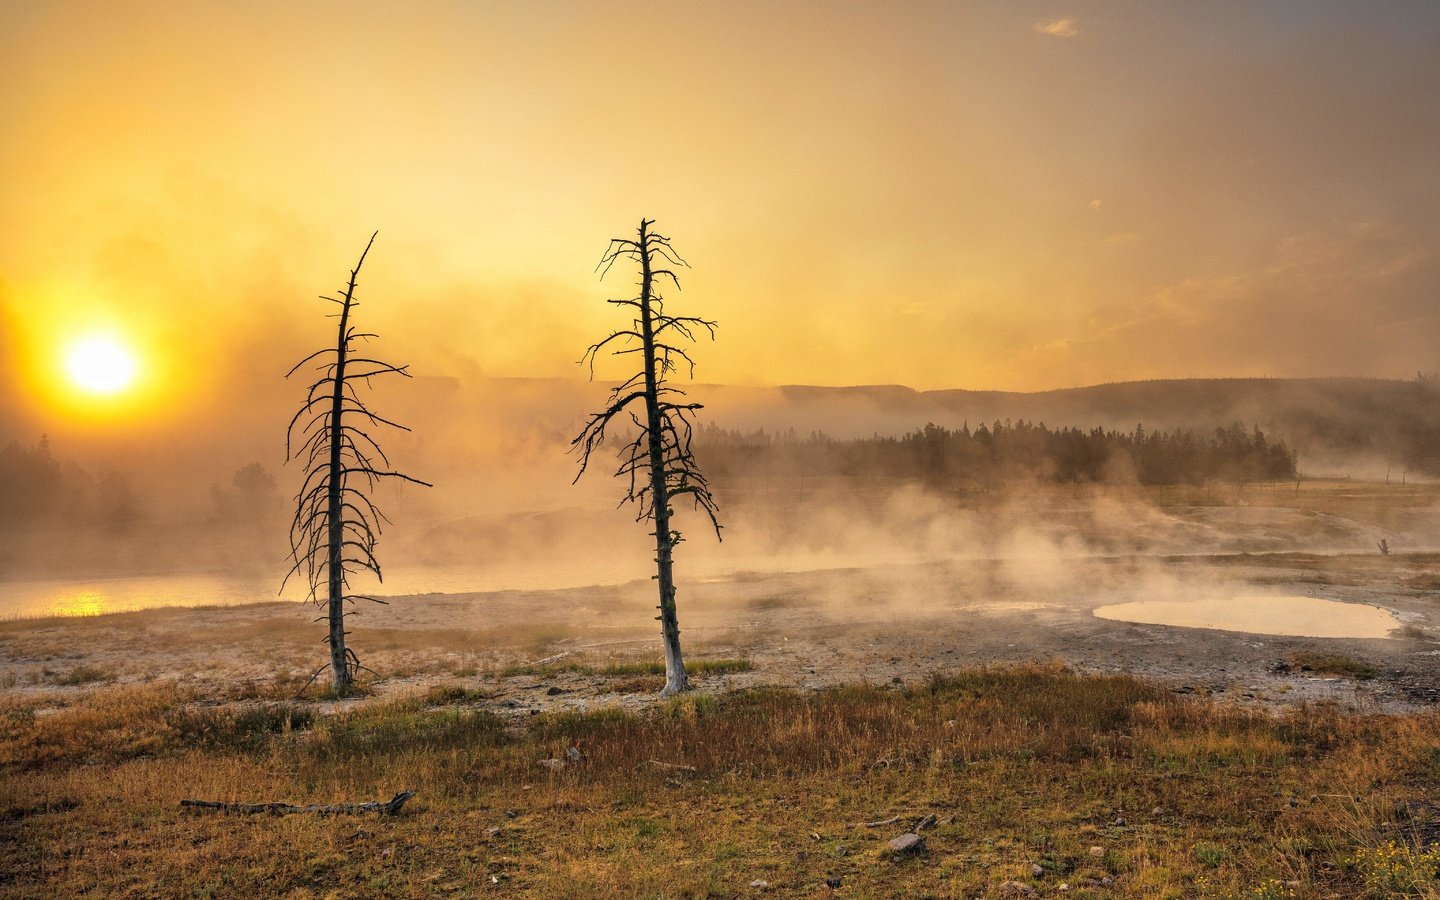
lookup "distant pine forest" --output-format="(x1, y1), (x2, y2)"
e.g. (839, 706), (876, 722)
(0, 420), (1301, 533)
(698, 420), (1299, 487)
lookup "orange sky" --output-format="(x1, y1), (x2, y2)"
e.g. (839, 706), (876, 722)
(2, 0), (1437, 420)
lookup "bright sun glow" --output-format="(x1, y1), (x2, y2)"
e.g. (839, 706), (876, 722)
(65, 335), (138, 395)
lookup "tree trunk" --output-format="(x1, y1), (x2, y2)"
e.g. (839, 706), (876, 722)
(637, 220), (688, 697)
(326, 279), (355, 695)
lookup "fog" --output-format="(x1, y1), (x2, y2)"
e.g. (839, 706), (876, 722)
(2, 366), (1435, 614)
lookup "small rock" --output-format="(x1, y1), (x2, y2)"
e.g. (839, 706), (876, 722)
(1286, 797), (1300, 808)
(483, 826), (502, 839)
(1151, 806), (1166, 816)
(835, 845), (849, 857)
(749, 879), (769, 890)
(1030, 863), (1045, 878)
(1098, 876), (1115, 888)
(825, 875), (842, 889)
(999, 880), (1036, 896)
(1112, 816), (1127, 827)
(888, 832), (925, 854)
(914, 813), (938, 831)
(1089, 845), (1105, 857)
(810, 832), (822, 841)
(1058, 883), (1070, 892)
(546, 686), (566, 695)
(1309, 795), (1321, 803)
(504, 809), (518, 819)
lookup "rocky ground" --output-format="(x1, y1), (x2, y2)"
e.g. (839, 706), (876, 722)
(2, 549), (1436, 715)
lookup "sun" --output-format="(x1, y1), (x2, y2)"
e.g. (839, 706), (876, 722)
(64, 335), (139, 395)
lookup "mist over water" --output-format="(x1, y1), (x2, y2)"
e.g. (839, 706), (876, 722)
(2, 374), (1437, 619)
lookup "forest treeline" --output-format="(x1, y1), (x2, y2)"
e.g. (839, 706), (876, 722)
(0, 435), (281, 532)
(697, 420), (1298, 487)
(0, 436), (138, 530)
(2, 419), (1301, 535)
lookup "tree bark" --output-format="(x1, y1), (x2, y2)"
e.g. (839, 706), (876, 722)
(285, 234), (426, 699)
(326, 254), (362, 696)
(572, 219), (717, 699)
(637, 220), (688, 697)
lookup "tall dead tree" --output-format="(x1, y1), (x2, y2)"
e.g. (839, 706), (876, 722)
(573, 218), (721, 697)
(284, 233), (430, 696)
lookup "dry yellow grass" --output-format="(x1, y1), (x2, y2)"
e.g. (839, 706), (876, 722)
(2, 663), (1438, 897)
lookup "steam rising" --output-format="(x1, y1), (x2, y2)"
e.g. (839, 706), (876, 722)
(2, 364), (1435, 621)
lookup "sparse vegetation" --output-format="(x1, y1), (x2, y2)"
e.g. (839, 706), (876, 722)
(4, 663), (1439, 897)
(49, 665), (114, 686)
(164, 703), (315, 751)
(1352, 840), (1440, 897)
(1289, 651), (1379, 680)
(500, 657), (752, 679)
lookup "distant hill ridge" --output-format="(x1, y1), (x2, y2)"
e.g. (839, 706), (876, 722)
(359, 373), (1440, 474)
(701, 377), (1440, 475)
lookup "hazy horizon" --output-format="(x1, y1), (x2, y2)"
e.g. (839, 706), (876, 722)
(4, 2), (1440, 445)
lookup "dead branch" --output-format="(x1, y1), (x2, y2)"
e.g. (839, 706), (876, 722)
(637, 759), (697, 773)
(181, 791), (416, 816)
(856, 815), (903, 828)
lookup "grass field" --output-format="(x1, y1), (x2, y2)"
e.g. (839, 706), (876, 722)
(3, 663), (1439, 898)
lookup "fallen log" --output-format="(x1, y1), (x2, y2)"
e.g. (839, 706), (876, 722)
(637, 759), (697, 773)
(856, 815), (902, 828)
(180, 791), (415, 816)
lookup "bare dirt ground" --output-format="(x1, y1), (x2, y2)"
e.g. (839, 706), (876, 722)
(3, 548), (1437, 718)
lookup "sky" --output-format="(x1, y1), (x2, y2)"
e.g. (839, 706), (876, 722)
(2, 0), (1438, 435)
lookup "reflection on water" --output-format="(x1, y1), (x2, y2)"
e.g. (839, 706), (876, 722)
(52, 590), (107, 618)
(1094, 595), (1400, 639)
(0, 560), (643, 619)
(0, 574), (282, 619)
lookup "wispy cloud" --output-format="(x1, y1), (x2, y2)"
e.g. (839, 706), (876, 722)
(1035, 17), (1079, 38)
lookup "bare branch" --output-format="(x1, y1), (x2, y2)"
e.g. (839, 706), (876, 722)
(282, 232), (427, 697)
(573, 218), (720, 698)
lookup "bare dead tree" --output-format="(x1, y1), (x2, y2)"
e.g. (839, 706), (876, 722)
(573, 218), (721, 697)
(283, 233), (430, 696)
